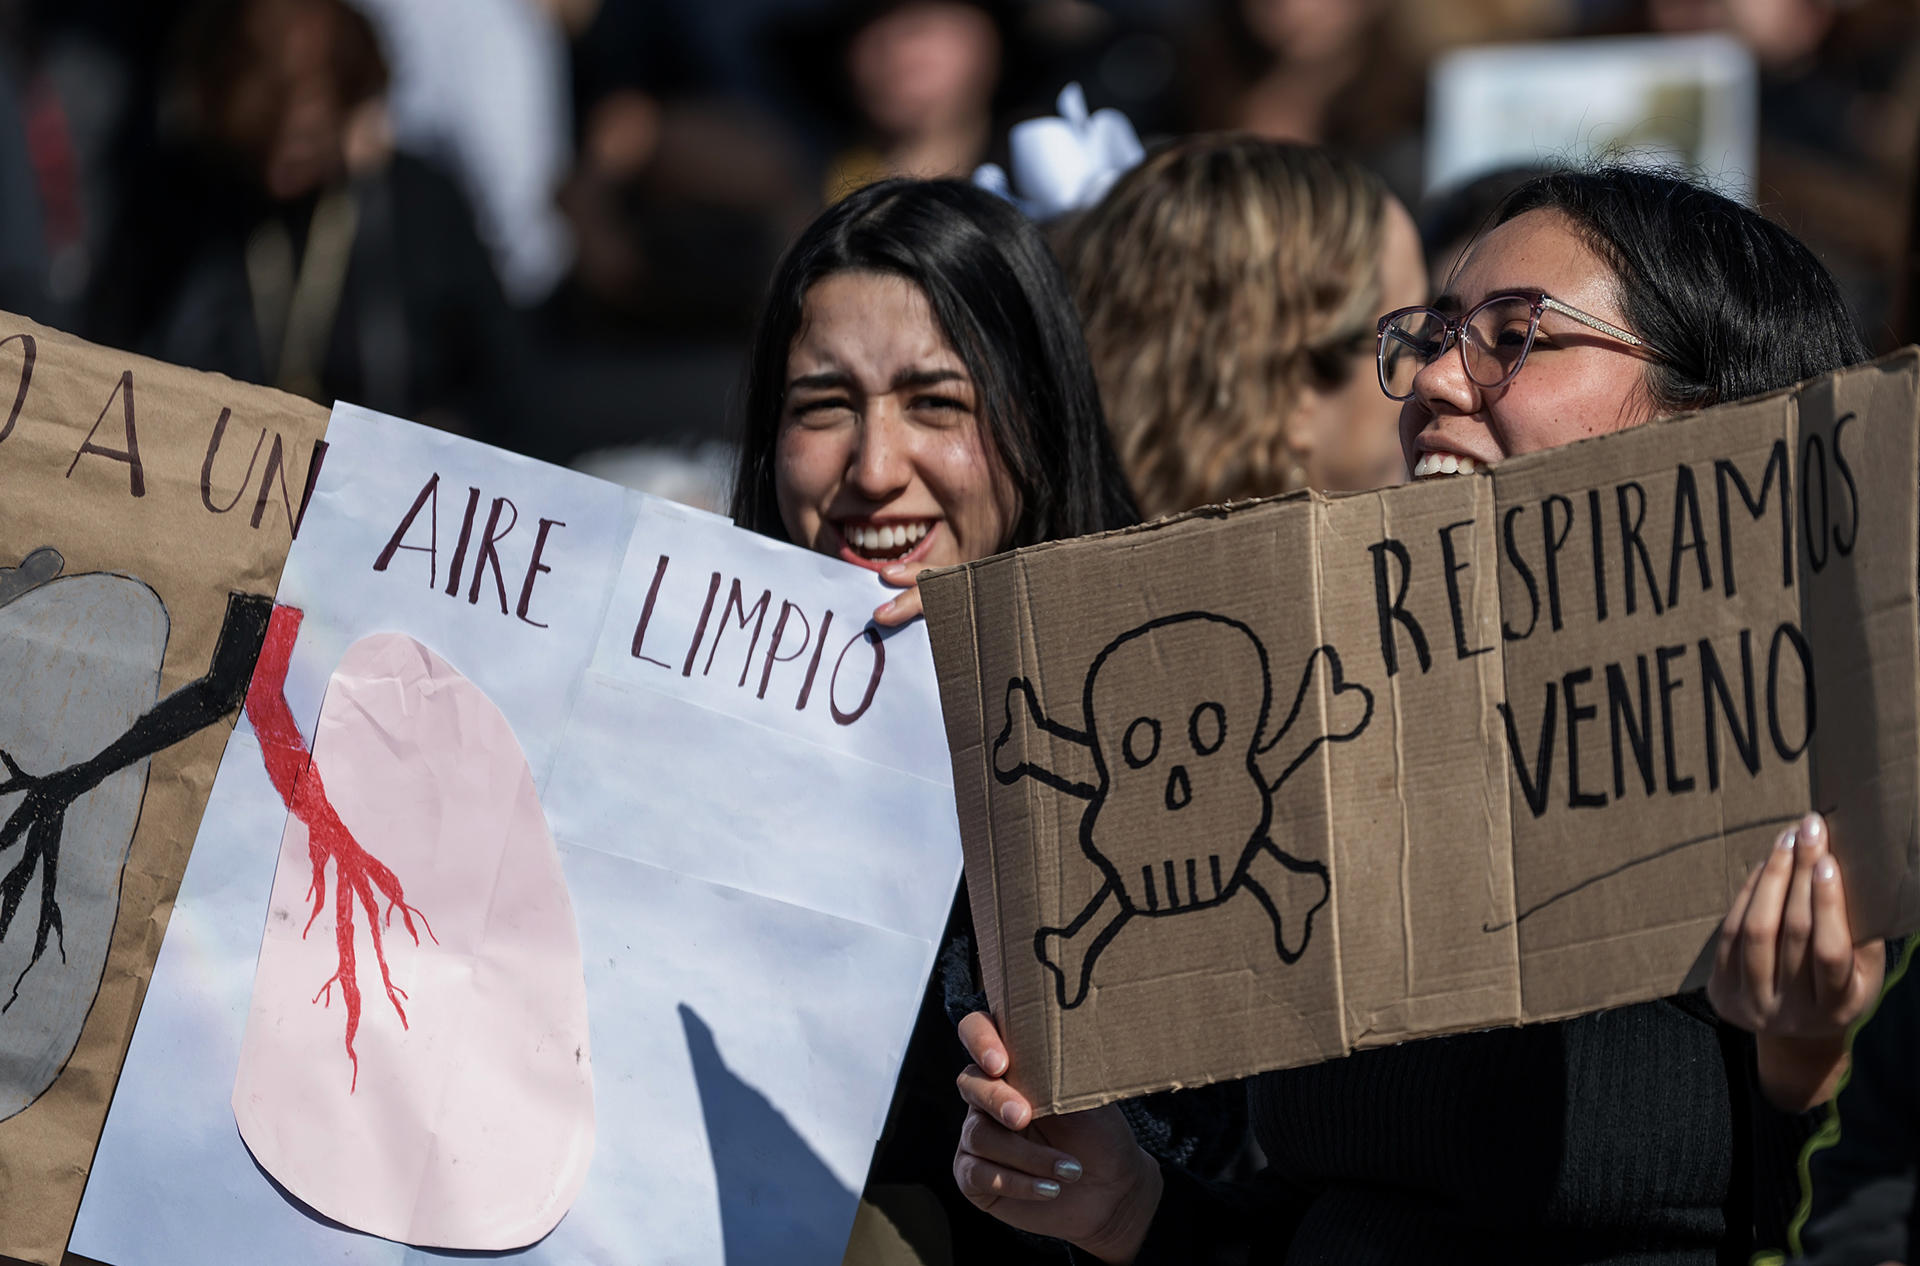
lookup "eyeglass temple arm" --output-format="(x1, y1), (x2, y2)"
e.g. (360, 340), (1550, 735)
(1539, 296), (1645, 348)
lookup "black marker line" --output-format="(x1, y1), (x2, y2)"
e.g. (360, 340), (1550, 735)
(1483, 808), (1824, 932)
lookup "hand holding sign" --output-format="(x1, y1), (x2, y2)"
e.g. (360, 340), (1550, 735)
(951, 1011), (1161, 1265)
(875, 561), (925, 626)
(1708, 811), (1885, 1110)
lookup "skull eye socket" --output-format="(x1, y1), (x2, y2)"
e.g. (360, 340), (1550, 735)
(1189, 701), (1226, 755)
(1122, 716), (1161, 768)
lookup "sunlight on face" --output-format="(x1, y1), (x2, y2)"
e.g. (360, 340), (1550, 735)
(775, 271), (1016, 574)
(1399, 209), (1660, 482)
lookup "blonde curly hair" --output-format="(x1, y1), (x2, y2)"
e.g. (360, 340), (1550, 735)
(1063, 136), (1392, 518)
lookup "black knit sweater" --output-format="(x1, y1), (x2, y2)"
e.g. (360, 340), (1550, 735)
(1126, 996), (1816, 1265)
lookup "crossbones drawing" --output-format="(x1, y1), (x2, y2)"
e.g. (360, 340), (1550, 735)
(993, 612), (1374, 1009)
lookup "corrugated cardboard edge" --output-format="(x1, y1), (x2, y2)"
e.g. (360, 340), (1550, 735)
(920, 560), (1015, 1047)
(1305, 491), (1352, 1061)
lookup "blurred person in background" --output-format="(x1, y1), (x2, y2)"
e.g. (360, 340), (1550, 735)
(1621, 0), (1920, 345)
(1061, 135), (1426, 518)
(1177, 0), (1429, 203)
(0, 12), (50, 324)
(767, 0), (1014, 201)
(0, 0), (179, 333)
(529, 0), (814, 482)
(348, 0), (575, 308)
(94, 0), (524, 446)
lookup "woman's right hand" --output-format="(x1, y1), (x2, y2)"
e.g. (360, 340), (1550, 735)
(953, 1011), (1164, 1264)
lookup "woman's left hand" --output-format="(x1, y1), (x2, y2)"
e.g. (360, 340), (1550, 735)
(872, 563), (925, 627)
(1708, 811), (1885, 1111)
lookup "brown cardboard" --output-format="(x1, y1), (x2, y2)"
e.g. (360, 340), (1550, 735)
(921, 350), (1920, 1115)
(0, 314), (328, 1263)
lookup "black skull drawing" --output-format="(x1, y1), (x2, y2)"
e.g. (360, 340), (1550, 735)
(993, 612), (1374, 1009)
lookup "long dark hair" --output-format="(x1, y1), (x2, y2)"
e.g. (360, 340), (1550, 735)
(731, 178), (1139, 548)
(1496, 168), (1868, 412)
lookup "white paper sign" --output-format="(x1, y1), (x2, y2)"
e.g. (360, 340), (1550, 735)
(70, 404), (963, 1265)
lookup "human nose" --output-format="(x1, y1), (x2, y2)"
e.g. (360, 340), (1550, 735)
(1409, 328), (1480, 417)
(848, 403), (913, 498)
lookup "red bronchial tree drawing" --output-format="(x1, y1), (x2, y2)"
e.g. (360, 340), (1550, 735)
(243, 604), (435, 1091)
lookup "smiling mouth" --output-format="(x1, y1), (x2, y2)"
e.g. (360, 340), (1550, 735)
(1412, 452), (1484, 479)
(841, 519), (935, 562)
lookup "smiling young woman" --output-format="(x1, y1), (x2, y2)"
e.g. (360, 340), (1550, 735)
(949, 166), (1886, 1266)
(732, 177), (1137, 623)
(730, 176), (1138, 1263)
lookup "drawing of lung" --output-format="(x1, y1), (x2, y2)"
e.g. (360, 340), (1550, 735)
(0, 551), (166, 1120)
(994, 613), (1374, 1009)
(233, 629), (594, 1251)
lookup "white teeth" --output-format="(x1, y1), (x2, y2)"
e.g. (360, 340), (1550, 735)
(843, 521), (934, 554)
(1413, 453), (1484, 479)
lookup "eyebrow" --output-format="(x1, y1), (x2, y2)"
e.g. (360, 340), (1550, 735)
(1436, 286), (1552, 316)
(786, 370), (852, 392)
(784, 366), (970, 392)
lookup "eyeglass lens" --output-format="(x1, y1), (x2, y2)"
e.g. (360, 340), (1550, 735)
(1380, 296), (1540, 400)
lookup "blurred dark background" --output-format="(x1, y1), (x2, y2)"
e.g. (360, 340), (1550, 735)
(0, 0), (1914, 507)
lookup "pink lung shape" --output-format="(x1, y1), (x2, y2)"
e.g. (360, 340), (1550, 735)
(232, 633), (593, 1249)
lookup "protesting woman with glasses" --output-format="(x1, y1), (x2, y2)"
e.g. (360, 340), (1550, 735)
(948, 165), (1886, 1265)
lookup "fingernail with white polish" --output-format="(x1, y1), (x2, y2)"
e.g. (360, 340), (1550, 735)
(1055, 1158), (1083, 1182)
(1035, 1180), (1062, 1199)
(1779, 828), (1798, 851)
(1816, 857), (1837, 882)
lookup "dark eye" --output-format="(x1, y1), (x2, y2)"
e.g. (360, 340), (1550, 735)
(1189, 702), (1225, 755)
(789, 397), (854, 426)
(1122, 716), (1160, 768)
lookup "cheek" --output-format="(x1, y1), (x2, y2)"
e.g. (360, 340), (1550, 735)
(1496, 363), (1652, 456)
(772, 427), (838, 538)
(929, 428), (1014, 548)
(1397, 401), (1425, 464)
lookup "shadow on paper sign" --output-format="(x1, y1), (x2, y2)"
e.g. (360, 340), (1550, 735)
(679, 1003), (855, 1264)
(247, 1145), (551, 1260)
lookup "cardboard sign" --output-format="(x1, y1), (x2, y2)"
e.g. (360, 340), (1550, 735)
(0, 314), (327, 1263)
(70, 403), (962, 1266)
(922, 351), (1920, 1115)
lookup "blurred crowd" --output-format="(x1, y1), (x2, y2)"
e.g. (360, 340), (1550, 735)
(0, 0), (1918, 502)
